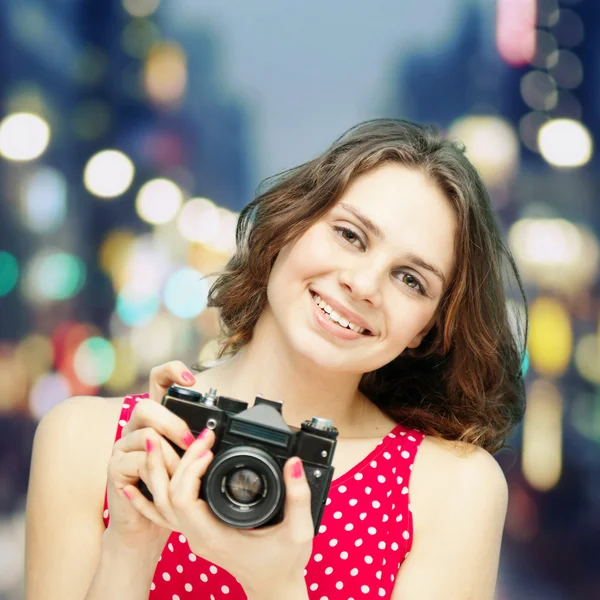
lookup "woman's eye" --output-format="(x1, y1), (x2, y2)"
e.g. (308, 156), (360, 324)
(399, 272), (425, 295)
(334, 226), (364, 249)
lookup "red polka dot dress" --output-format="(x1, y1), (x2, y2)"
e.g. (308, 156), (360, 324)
(103, 394), (425, 599)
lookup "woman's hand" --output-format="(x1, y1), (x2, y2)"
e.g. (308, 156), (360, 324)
(170, 430), (313, 597)
(105, 360), (198, 551)
(105, 391), (196, 555)
(148, 360), (197, 404)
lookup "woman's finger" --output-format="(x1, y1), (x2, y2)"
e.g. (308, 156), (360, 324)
(170, 448), (214, 508)
(170, 429), (215, 490)
(281, 458), (314, 544)
(108, 449), (147, 485)
(121, 484), (174, 530)
(122, 398), (195, 452)
(149, 361), (196, 404)
(145, 437), (180, 529)
(115, 428), (181, 476)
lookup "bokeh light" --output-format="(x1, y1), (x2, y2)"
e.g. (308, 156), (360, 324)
(522, 379), (563, 492)
(0, 345), (28, 411)
(121, 18), (160, 59)
(574, 334), (600, 385)
(552, 9), (585, 48)
(144, 42), (187, 106)
(496, 0), (537, 66)
(20, 167), (67, 233)
(104, 338), (139, 394)
(98, 229), (137, 291)
(163, 267), (208, 319)
(177, 198), (221, 244)
(520, 71), (558, 112)
(22, 251), (86, 303)
(0, 252), (19, 297)
(73, 337), (116, 386)
(0, 112), (50, 161)
(116, 291), (161, 327)
(123, 0), (160, 18)
(508, 218), (599, 294)
(29, 372), (71, 420)
(538, 118), (593, 167)
(83, 150), (135, 198)
(549, 50), (583, 90)
(14, 334), (54, 383)
(448, 116), (519, 187)
(528, 297), (572, 377)
(136, 178), (183, 224)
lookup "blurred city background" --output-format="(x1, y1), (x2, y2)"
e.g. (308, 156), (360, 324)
(0, 0), (598, 598)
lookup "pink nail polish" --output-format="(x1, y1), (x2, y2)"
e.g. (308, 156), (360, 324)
(146, 439), (154, 453)
(198, 450), (208, 460)
(123, 489), (132, 500)
(291, 460), (304, 479)
(181, 371), (195, 383)
(182, 431), (195, 448)
(197, 428), (208, 440)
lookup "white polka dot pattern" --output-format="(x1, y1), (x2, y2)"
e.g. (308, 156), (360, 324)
(103, 394), (425, 599)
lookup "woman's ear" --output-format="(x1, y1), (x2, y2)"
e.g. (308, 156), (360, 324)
(406, 329), (428, 349)
(406, 319), (437, 350)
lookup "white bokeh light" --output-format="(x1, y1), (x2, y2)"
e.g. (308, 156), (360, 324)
(136, 178), (183, 224)
(177, 197), (220, 243)
(0, 112), (50, 161)
(84, 150), (135, 198)
(538, 118), (593, 168)
(448, 116), (520, 186)
(508, 218), (599, 294)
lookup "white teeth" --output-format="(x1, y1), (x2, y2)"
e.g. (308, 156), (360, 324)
(311, 292), (367, 334)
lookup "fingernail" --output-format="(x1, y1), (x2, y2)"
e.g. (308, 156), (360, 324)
(146, 439), (154, 453)
(181, 371), (195, 383)
(123, 488), (132, 500)
(182, 431), (195, 448)
(197, 428), (208, 440)
(198, 450), (208, 460)
(291, 459), (304, 479)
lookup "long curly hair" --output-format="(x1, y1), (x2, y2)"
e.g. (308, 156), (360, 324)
(202, 119), (528, 454)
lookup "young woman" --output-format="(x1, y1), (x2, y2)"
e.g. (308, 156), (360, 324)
(26, 119), (527, 600)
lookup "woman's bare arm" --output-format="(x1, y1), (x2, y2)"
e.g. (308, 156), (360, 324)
(391, 438), (509, 600)
(25, 395), (156, 600)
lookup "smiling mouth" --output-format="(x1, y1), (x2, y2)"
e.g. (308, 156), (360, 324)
(310, 291), (372, 335)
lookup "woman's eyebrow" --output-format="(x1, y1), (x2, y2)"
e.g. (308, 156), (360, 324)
(339, 203), (384, 240)
(338, 202), (447, 287)
(404, 252), (447, 288)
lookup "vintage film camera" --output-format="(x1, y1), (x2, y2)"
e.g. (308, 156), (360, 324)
(137, 386), (338, 535)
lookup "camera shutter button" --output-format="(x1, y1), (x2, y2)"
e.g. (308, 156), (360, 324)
(309, 417), (333, 430)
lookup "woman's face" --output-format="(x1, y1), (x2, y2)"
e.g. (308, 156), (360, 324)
(264, 163), (458, 374)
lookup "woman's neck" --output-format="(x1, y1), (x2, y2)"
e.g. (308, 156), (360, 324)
(190, 319), (376, 436)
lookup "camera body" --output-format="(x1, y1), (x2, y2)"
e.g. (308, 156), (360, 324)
(137, 385), (338, 536)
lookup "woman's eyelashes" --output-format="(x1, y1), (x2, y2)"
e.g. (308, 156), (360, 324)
(332, 225), (366, 250)
(331, 224), (428, 296)
(394, 271), (427, 296)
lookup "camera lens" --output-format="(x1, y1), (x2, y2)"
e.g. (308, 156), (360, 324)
(202, 446), (284, 529)
(224, 468), (264, 506)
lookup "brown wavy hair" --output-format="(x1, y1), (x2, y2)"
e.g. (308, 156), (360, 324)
(202, 119), (527, 453)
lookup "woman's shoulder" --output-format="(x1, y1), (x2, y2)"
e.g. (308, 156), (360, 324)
(33, 395), (130, 490)
(409, 435), (508, 534)
(38, 395), (126, 440)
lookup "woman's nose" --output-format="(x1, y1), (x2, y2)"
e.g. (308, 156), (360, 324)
(338, 264), (384, 308)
